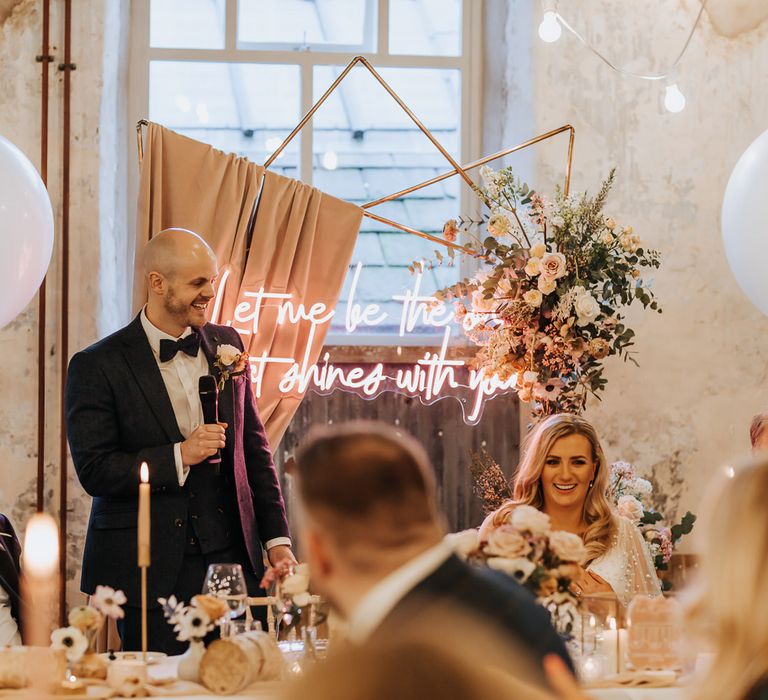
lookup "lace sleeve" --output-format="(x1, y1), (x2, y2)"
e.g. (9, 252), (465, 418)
(589, 516), (662, 607)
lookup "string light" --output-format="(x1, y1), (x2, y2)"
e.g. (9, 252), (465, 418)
(540, 1), (707, 113)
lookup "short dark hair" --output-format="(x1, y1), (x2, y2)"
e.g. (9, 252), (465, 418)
(295, 421), (439, 545)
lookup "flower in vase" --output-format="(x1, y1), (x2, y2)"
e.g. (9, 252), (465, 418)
(191, 594), (229, 622)
(51, 626), (88, 663)
(68, 605), (103, 633)
(92, 585), (126, 619)
(175, 607), (212, 642)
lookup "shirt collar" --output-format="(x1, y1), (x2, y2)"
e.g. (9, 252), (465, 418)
(140, 307), (194, 359)
(346, 541), (453, 644)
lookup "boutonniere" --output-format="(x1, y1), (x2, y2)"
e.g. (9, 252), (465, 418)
(214, 344), (250, 391)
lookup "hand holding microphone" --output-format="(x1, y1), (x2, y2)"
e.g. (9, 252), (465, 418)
(180, 375), (227, 469)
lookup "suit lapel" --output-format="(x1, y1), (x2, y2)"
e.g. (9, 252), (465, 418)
(120, 316), (184, 443)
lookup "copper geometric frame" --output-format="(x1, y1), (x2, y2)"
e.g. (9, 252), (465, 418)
(137, 55), (575, 254)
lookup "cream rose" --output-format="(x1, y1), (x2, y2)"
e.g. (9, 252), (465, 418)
(530, 243), (547, 259)
(486, 557), (536, 583)
(524, 257), (541, 276)
(605, 217), (617, 230)
(617, 495), (644, 523)
(523, 289), (543, 307)
(444, 529), (480, 559)
(510, 504), (551, 536)
(216, 344), (241, 367)
(540, 252), (567, 280)
(549, 530), (587, 564)
(600, 230), (614, 245)
(574, 291), (601, 327)
(488, 213), (511, 237)
(484, 526), (532, 559)
(538, 276), (557, 295)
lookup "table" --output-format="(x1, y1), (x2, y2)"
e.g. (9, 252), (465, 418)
(590, 689), (684, 700)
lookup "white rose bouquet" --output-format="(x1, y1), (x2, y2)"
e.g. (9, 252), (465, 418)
(446, 505), (586, 604)
(428, 167), (661, 416)
(607, 461), (696, 585)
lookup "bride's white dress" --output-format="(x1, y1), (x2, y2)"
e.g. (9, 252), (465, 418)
(588, 514), (661, 606)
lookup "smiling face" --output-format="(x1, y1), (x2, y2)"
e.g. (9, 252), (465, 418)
(144, 229), (219, 336)
(540, 433), (597, 513)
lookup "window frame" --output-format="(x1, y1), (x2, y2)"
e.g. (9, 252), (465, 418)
(128, 0), (484, 348)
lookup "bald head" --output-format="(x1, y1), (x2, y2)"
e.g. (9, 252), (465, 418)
(143, 228), (219, 335)
(143, 228), (216, 280)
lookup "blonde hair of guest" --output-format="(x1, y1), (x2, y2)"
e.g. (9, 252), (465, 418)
(687, 459), (768, 700)
(484, 413), (615, 563)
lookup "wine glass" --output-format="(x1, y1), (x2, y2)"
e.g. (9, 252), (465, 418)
(203, 563), (247, 636)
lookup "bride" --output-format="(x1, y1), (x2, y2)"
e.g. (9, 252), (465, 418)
(480, 413), (660, 606)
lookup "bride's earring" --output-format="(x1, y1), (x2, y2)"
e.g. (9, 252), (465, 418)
(587, 479), (594, 489)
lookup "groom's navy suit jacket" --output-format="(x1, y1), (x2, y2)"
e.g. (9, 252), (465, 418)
(65, 316), (290, 608)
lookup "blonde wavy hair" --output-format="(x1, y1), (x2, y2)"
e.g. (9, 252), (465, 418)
(486, 414), (615, 563)
(687, 459), (768, 700)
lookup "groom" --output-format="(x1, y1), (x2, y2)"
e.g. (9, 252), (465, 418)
(66, 228), (294, 653)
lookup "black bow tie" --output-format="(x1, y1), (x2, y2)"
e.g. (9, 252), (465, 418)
(159, 332), (201, 362)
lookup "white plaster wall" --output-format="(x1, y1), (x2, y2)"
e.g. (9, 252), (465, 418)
(526, 0), (768, 528)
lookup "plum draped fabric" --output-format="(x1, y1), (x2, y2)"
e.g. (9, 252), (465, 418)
(134, 123), (362, 446)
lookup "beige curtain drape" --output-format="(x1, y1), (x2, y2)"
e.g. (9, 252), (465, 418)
(135, 123), (362, 446)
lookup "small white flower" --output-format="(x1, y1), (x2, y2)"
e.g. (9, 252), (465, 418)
(574, 290), (601, 327)
(488, 213), (512, 237)
(216, 344), (240, 367)
(524, 257), (541, 276)
(281, 571), (310, 596)
(523, 289), (543, 307)
(175, 607), (212, 642)
(51, 627), (88, 662)
(487, 557), (537, 583)
(444, 529), (480, 559)
(510, 504), (551, 536)
(522, 370), (538, 385)
(633, 478), (653, 497)
(292, 591), (312, 608)
(92, 585), (127, 619)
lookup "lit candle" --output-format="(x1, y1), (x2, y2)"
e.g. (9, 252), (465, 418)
(601, 616), (628, 675)
(138, 462), (150, 567)
(21, 513), (60, 646)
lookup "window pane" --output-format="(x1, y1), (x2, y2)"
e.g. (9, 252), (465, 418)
(150, 0), (226, 50)
(389, 0), (462, 56)
(238, 0), (370, 49)
(148, 61), (300, 172)
(313, 66), (461, 337)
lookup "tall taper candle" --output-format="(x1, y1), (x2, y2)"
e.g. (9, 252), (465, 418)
(21, 513), (60, 646)
(138, 462), (150, 567)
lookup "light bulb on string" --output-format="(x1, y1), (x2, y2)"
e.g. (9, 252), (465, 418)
(538, 11), (562, 43)
(663, 83), (686, 113)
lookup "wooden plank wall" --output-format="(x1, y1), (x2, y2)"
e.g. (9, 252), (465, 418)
(274, 389), (521, 538)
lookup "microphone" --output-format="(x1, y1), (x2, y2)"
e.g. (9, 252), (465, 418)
(198, 375), (222, 472)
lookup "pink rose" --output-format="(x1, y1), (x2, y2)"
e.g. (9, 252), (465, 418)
(617, 495), (644, 523)
(540, 252), (567, 280)
(510, 504), (551, 536)
(484, 525), (532, 558)
(549, 530), (587, 564)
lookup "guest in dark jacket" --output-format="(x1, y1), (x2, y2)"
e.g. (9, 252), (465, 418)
(293, 421), (573, 688)
(0, 513), (22, 645)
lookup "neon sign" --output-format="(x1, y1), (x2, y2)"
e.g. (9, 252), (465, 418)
(210, 263), (515, 423)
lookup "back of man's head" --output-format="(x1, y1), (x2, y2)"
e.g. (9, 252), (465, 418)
(295, 421), (442, 556)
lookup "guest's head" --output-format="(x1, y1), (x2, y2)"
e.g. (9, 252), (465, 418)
(143, 227), (218, 334)
(294, 421), (444, 616)
(688, 459), (768, 700)
(486, 414), (613, 562)
(749, 413), (768, 453)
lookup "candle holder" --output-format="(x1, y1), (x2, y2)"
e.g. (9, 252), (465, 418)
(578, 593), (625, 676)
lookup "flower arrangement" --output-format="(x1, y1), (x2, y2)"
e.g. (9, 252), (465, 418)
(158, 594), (229, 642)
(260, 561), (314, 633)
(607, 461), (696, 584)
(431, 167), (661, 416)
(214, 344), (250, 390)
(50, 586), (126, 677)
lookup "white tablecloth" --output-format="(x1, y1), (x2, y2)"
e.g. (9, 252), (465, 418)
(590, 689), (684, 700)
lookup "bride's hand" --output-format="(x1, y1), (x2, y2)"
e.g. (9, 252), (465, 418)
(569, 567), (612, 598)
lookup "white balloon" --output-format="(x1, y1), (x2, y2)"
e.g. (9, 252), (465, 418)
(722, 129), (768, 315)
(0, 136), (54, 329)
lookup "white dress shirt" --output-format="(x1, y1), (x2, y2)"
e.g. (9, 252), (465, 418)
(140, 309), (290, 551)
(346, 541), (453, 643)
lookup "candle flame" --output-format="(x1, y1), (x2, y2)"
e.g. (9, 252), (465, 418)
(140, 462), (149, 483)
(24, 513), (59, 577)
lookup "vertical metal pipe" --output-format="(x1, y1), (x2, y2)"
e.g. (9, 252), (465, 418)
(59, 0), (73, 625)
(37, 0), (51, 513)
